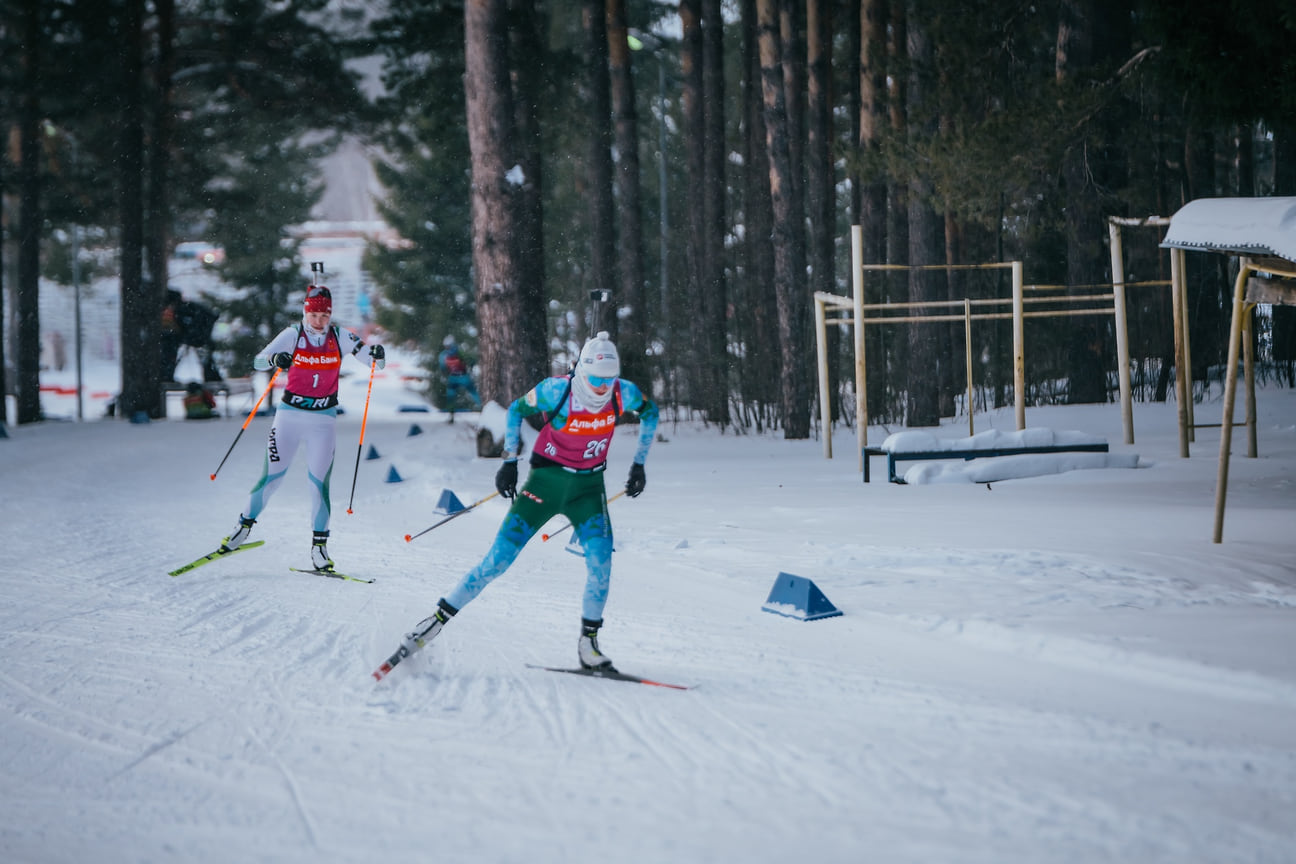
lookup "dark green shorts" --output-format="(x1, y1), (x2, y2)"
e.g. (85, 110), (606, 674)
(510, 466), (612, 543)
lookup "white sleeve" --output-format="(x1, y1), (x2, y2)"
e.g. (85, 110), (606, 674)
(253, 327), (299, 372)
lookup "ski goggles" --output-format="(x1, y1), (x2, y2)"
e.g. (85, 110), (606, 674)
(587, 375), (614, 388)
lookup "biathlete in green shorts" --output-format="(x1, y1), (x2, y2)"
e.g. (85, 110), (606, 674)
(403, 331), (658, 670)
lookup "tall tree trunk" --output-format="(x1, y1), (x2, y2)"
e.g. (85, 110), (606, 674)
(606, 0), (647, 384)
(904, 3), (942, 427)
(944, 211), (964, 417)
(858, 0), (888, 423)
(779, 0), (804, 207)
(846, 0), (861, 225)
(583, 0), (617, 338)
(1276, 118), (1296, 196)
(680, 0), (706, 412)
(16, 0), (42, 424)
(1183, 119), (1226, 382)
(701, 0), (729, 425)
(466, 0), (528, 402)
(1233, 122), (1254, 197)
(1056, 0), (1110, 405)
(740, 0), (780, 419)
(937, 64), (960, 420)
(118, 0), (158, 421)
(757, 0), (811, 438)
(883, 0), (907, 423)
(147, 0), (175, 381)
(509, 0), (549, 383)
(806, 0), (836, 420)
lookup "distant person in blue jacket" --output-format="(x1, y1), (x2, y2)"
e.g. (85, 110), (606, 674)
(437, 337), (481, 422)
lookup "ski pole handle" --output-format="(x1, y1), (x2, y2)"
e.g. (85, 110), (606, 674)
(403, 492), (500, 542)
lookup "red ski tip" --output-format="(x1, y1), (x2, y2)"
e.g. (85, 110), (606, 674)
(346, 508), (353, 514)
(403, 534), (412, 542)
(209, 474), (217, 481)
(541, 534), (550, 541)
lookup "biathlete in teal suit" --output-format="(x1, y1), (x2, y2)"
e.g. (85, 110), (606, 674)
(403, 331), (658, 670)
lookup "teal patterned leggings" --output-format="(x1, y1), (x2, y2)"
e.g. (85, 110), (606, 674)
(442, 467), (614, 621)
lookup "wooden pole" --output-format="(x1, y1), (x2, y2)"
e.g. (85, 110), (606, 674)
(1213, 262), (1251, 543)
(965, 298), (974, 437)
(815, 293), (831, 459)
(852, 226), (868, 462)
(1170, 248), (1190, 457)
(1012, 261), (1025, 430)
(1181, 253), (1196, 441)
(1108, 220), (1134, 444)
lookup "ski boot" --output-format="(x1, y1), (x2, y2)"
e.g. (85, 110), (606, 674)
(311, 530), (334, 572)
(403, 599), (457, 654)
(220, 515), (256, 552)
(578, 618), (614, 670)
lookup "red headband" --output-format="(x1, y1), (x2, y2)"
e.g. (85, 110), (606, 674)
(304, 285), (332, 314)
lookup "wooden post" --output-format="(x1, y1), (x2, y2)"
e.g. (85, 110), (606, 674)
(1012, 261), (1025, 430)
(1181, 253), (1196, 441)
(1108, 220), (1134, 444)
(852, 225), (868, 463)
(1213, 262), (1251, 543)
(1170, 248), (1190, 457)
(815, 293), (831, 459)
(965, 298), (974, 437)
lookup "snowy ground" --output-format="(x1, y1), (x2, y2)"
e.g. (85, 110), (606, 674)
(2, 357), (1294, 864)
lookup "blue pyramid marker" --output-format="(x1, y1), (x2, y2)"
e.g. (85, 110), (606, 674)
(761, 573), (842, 620)
(435, 489), (465, 514)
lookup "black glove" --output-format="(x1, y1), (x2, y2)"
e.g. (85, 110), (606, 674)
(369, 344), (385, 361)
(495, 460), (518, 499)
(271, 351), (293, 369)
(626, 462), (646, 498)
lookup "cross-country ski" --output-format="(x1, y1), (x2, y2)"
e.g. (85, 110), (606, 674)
(288, 567), (374, 584)
(167, 541), (265, 576)
(525, 663), (690, 690)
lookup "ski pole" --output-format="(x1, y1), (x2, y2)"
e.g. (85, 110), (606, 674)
(541, 490), (627, 541)
(346, 357), (378, 514)
(210, 368), (280, 481)
(404, 491), (500, 542)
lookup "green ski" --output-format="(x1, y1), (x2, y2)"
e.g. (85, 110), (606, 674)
(168, 541), (265, 576)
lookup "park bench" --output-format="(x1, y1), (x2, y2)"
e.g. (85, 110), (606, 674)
(862, 428), (1109, 483)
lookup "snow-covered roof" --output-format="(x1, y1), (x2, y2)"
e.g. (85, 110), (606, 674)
(1161, 197), (1296, 263)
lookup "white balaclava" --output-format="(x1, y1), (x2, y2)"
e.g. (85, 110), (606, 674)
(571, 331), (620, 411)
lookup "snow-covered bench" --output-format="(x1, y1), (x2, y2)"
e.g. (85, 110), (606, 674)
(862, 427), (1109, 483)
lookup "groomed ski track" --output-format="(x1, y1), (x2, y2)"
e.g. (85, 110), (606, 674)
(2, 400), (1295, 864)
